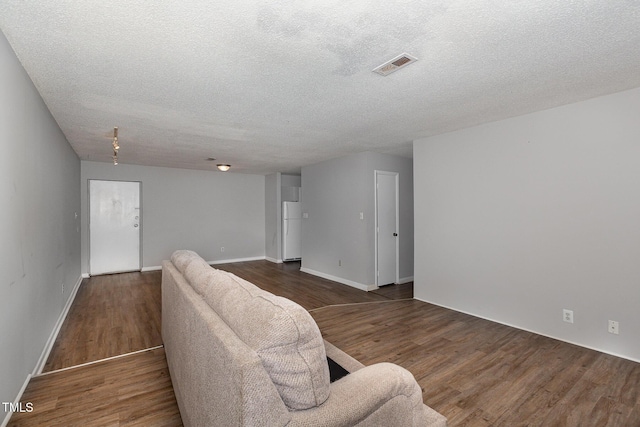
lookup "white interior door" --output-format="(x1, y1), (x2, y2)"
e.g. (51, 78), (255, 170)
(89, 180), (141, 275)
(376, 171), (398, 286)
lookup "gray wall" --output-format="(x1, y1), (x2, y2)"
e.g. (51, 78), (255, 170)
(301, 152), (413, 289)
(1, 31), (81, 407)
(414, 87), (640, 361)
(81, 161), (265, 273)
(281, 173), (301, 202)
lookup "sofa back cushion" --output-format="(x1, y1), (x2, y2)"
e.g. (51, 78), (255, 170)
(171, 249), (203, 272)
(171, 251), (330, 410)
(162, 260), (291, 426)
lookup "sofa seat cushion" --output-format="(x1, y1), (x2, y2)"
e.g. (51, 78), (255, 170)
(172, 251), (330, 411)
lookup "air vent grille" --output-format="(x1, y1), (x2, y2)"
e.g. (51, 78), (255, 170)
(372, 53), (418, 76)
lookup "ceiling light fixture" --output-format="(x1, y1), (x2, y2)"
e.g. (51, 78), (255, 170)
(217, 164), (231, 172)
(112, 127), (120, 165)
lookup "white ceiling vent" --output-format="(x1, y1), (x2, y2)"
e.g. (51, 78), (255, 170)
(372, 53), (418, 76)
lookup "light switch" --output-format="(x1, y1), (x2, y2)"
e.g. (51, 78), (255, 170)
(302, 212), (309, 219)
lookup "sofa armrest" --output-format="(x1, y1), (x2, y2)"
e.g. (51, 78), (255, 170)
(288, 362), (447, 427)
(323, 340), (365, 374)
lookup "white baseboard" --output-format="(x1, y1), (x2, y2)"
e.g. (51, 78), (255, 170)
(2, 275), (84, 427)
(265, 257), (283, 264)
(140, 256), (267, 272)
(33, 275), (84, 375)
(300, 267), (378, 292)
(209, 256), (266, 265)
(398, 276), (414, 285)
(1, 373), (31, 427)
(414, 296), (640, 364)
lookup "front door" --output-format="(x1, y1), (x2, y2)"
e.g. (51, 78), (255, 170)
(89, 180), (141, 275)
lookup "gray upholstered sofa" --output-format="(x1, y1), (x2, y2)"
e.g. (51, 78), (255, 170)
(162, 250), (447, 426)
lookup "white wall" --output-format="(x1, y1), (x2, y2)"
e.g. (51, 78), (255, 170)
(301, 152), (413, 289)
(0, 31), (81, 409)
(414, 87), (640, 361)
(81, 161), (265, 273)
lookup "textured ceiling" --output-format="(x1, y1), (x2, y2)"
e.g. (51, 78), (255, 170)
(2, 1), (640, 175)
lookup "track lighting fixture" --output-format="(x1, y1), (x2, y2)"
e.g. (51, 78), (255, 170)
(112, 127), (119, 165)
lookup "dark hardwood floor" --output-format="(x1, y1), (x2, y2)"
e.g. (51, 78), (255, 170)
(11, 347), (181, 427)
(370, 281), (414, 300)
(43, 271), (163, 372)
(218, 260), (397, 310)
(311, 299), (640, 426)
(9, 260), (640, 426)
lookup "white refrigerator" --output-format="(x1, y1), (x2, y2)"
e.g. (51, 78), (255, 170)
(282, 201), (302, 261)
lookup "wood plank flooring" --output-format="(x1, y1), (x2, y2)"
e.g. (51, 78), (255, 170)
(10, 347), (181, 427)
(217, 260), (394, 310)
(10, 260), (640, 426)
(310, 300), (640, 426)
(44, 271), (163, 372)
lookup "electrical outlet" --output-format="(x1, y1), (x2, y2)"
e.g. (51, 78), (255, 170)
(220, 247), (225, 252)
(563, 309), (574, 324)
(608, 320), (619, 335)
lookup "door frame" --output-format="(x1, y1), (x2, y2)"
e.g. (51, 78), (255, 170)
(88, 179), (142, 276)
(374, 170), (399, 287)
